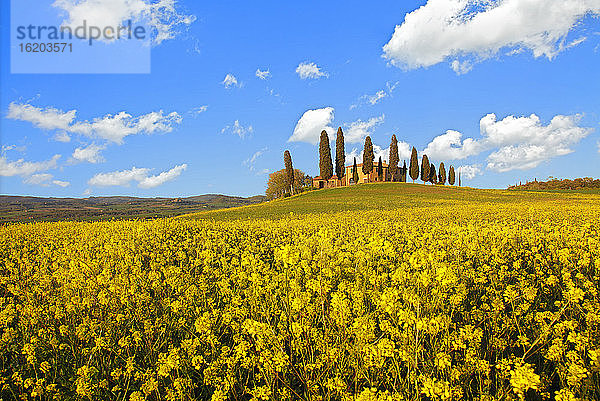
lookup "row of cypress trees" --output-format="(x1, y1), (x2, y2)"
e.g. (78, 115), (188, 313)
(408, 147), (460, 185)
(318, 128), (461, 186)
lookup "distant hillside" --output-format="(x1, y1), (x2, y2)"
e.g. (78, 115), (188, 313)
(0, 194), (266, 224)
(508, 177), (600, 191)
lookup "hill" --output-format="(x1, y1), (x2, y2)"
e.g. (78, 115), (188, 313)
(182, 182), (600, 221)
(508, 177), (600, 191)
(0, 194), (266, 224)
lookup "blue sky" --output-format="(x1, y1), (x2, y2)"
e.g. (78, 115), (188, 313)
(1, 0), (600, 197)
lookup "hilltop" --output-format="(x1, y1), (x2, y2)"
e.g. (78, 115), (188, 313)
(182, 182), (600, 221)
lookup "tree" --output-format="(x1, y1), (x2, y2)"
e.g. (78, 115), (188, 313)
(352, 157), (359, 184)
(283, 150), (294, 194)
(429, 164), (437, 184)
(362, 136), (374, 181)
(459, 170), (462, 187)
(402, 160), (407, 182)
(319, 130), (333, 180)
(448, 166), (456, 185)
(266, 168), (306, 199)
(377, 156), (383, 181)
(335, 127), (345, 180)
(438, 162), (446, 185)
(409, 147), (419, 183)
(388, 134), (399, 181)
(420, 154), (430, 183)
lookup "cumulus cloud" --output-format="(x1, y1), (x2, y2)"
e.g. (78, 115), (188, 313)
(88, 164), (186, 188)
(296, 62), (328, 79)
(350, 81), (400, 109)
(24, 173), (70, 187)
(423, 130), (482, 161)
(423, 113), (592, 171)
(138, 164), (187, 188)
(221, 120), (253, 139)
(383, 0), (600, 73)
(70, 144), (106, 164)
(7, 102), (76, 131)
(457, 164), (483, 180)
(53, 0), (196, 45)
(255, 69), (271, 80)
(288, 107), (335, 144)
(222, 74), (240, 88)
(0, 154), (61, 177)
(70, 110), (182, 144)
(8, 102), (182, 144)
(344, 115), (385, 143)
(54, 132), (71, 142)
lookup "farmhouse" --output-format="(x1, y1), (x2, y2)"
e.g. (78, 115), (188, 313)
(313, 162), (395, 189)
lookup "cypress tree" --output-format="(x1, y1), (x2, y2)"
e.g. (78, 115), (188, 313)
(362, 136), (374, 181)
(409, 147), (419, 183)
(438, 162), (446, 185)
(388, 134), (399, 181)
(377, 156), (383, 180)
(283, 150), (294, 194)
(448, 166), (456, 185)
(319, 130), (333, 181)
(459, 171), (462, 187)
(429, 163), (437, 184)
(402, 160), (407, 182)
(429, 164), (437, 184)
(352, 157), (359, 184)
(335, 127), (345, 179)
(420, 154), (430, 183)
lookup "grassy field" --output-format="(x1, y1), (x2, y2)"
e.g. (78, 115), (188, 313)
(182, 182), (600, 221)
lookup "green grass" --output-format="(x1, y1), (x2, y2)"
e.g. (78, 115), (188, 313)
(181, 182), (600, 221)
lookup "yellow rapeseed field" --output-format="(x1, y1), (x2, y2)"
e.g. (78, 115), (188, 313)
(1, 192), (599, 400)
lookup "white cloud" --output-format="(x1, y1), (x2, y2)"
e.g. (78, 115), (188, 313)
(383, 0), (600, 73)
(423, 130), (482, 161)
(350, 81), (399, 109)
(138, 164), (187, 188)
(0, 154), (61, 177)
(344, 115), (385, 143)
(423, 113), (592, 171)
(88, 164), (186, 188)
(53, 0), (196, 45)
(70, 110), (182, 143)
(450, 60), (473, 75)
(8, 102), (182, 144)
(88, 166), (150, 187)
(7, 102), (76, 130)
(54, 132), (71, 142)
(296, 62), (328, 79)
(53, 179), (71, 187)
(221, 120), (253, 139)
(255, 68), (271, 80)
(243, 147), (268, 172)
(70, 144), (105, 164)
(24, 173), (70, 187)
(457, 164), (483, 180)
(222, 74), (240, 88)
(288, 107), (335, 145)
(190, 106), (208, 116)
